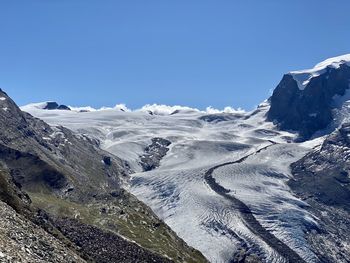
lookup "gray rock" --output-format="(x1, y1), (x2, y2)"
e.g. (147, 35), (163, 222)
(43, 102), (70, 110)
(140, 138), (171, 171)
(43, 102), (59, 110)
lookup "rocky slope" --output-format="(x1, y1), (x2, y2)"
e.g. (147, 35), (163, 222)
(0, 199), (84, 263)
(0, 88), (208, 263)
(290, 123), (350, 210)
(288, 123), (350, 262)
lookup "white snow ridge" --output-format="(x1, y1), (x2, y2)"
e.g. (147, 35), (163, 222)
(289, 53), (350, 90)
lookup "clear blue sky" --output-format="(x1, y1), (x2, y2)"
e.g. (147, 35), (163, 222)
(0, 1), (349, 110)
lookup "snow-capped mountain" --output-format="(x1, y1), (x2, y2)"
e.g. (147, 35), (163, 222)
(18, 54), (350, 263)
(268, 54), (350, 140)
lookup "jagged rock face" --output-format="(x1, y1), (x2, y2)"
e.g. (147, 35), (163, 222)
(267, 64), (350, 139)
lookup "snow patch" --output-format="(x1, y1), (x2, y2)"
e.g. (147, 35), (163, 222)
(0, 97), (6, 101)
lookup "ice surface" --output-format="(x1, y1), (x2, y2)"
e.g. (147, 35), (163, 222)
(213, 144), (319, 262)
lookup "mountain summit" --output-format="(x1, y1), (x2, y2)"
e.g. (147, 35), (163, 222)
(267, 54), (350, 140)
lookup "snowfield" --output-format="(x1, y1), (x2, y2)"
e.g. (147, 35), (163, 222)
(22, 102), (323, 263)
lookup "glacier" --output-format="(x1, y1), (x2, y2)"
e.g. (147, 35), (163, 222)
(21, 101), (324, 262)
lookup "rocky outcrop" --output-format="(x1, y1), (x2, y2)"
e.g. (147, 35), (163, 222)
(44, 102), (70, 110)
(267, 63), (350, 140)
(140, 137), (171, 171)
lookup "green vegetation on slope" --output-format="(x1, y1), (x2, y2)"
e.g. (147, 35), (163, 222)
(30, 190), (207, 263)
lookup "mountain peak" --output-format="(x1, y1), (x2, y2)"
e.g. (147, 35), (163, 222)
(268, 54), (350, 140)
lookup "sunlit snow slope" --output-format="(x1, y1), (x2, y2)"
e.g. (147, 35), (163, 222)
(22, 103), (322, 263)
